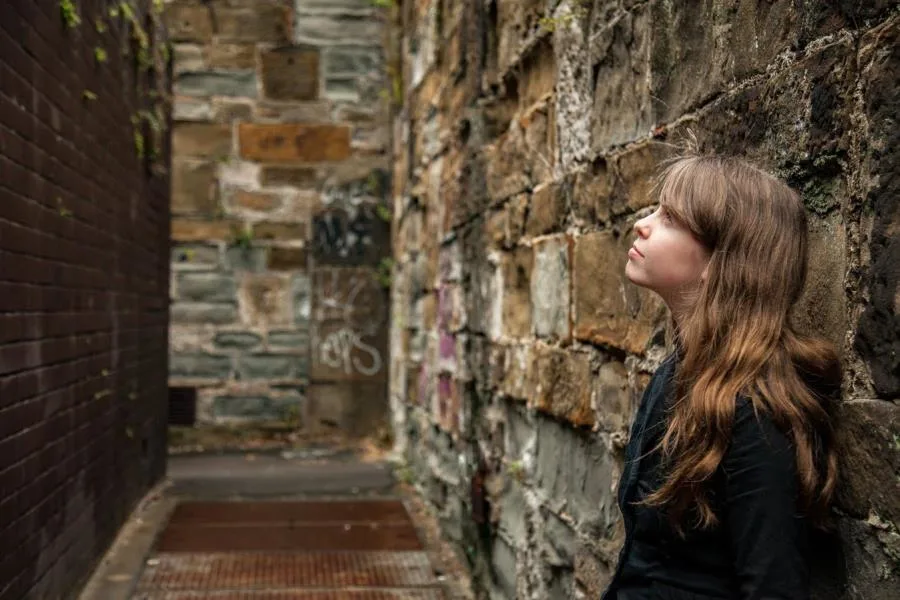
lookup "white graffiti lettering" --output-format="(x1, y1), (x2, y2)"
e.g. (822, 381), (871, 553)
(319, 327), (382, 376)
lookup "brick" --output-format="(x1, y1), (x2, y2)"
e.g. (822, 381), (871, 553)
(238, 124), (352, 163)
(261, 166), (319, 187)
(529, 345), (594, 427)
(232, 190), (282, 213)
(172, 160), (219, 216)
(205, 44), (257, 70)
(175, 71), (258, 98)
(572, 231), (662, 353)
(214, 6), (292, 43)
(262, 46), (320, 101)
(172, 219), (242, 242)
(165, 5), (214, 43)
(268, 246), (308, 270)
(173, 123), (233, 158)
(254, 222), (308, 241)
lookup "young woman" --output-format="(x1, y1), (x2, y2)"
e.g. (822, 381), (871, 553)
(602, 152), (841, 600)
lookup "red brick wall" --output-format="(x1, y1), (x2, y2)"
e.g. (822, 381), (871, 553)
(0, 1), (171, 598)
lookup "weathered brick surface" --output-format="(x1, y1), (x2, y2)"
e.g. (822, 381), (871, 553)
(0, 1), (171, 598)
(389, 1), (900, 598)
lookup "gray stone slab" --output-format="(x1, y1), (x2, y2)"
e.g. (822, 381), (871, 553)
(175, 71), (258, 98)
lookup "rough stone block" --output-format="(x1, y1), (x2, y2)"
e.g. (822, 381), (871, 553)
(572, 158), (613, 225)
(165, 5), (213, 43)
(177, 272), (237, 303)
(173, 123), (233, 159)
(174, 98), (213, 122)
(324, 47), (381, 76)
(239, 124), (351, 163)
(170, 302), (237, 325)
(214, 331), (262, 349)
(497, 480), (528, 549)
(835, 400), (900, 524)
(210, 100), (254, 123)
(171, 243), (221, 270)
(232, 190), (282, 213)
(531, 235), (570, 339)
(172, 161), (218, 215)
(575, 543), (616, 598)
(205, 44), (257, 70)
(175, 71), (258, 98)
(793, 214), (847, 351)
(525, 181), (567, 237)
(268, 246), (308, 270)
(534, 415), (620, 529)
(254, 222), (308, 241)
(214, 6), (292, 43)
(540, 507), (576, 567)
(490, 536), (518, 600)
(499, 247), (533, 339)
(484, 128), (532, 202)
(529, 345), (594, 427)
(293, 15), (382, 45)
(615, 141), (674, 212)
(239, 274), (293, 327)
(237, 353), (296, 380)
(261, 166), (319, 188)
(172, 219), (239, 242)
(174, 44), (205, 74)
(593, 361), (632, 434)
(262, 46), (320, 101)
(855, 18), (900, 398)
(225, 246), (268, 272)
(573, 230), (662, 354)
(268, 330), (310, 348)
(590, 5), (652, 150)
(494, 345), (532, 402)
(170, 353), (232, 379)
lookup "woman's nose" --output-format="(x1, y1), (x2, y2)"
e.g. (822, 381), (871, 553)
(633, 217), (650, 239)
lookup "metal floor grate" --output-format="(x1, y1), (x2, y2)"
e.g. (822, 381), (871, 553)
(136, 500), (444, 598)
(155, 522), (423, 552)
(136, 552), (438, 591)
(132, 591), (445, 599)
(166, 501), (413, 526)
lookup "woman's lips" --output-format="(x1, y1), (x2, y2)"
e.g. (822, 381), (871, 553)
(628, 245), (644, 259)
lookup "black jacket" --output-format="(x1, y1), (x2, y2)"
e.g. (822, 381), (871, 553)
(602, 354), (811, 600)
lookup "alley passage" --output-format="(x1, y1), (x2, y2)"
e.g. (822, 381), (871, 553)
(133, 500), (445, 599)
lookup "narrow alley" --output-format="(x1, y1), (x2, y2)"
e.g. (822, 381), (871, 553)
(1, 0), (898, 599)
(80, 448), (469, 599)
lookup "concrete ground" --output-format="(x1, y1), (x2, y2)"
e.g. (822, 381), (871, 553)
(78, 446), (474, 600)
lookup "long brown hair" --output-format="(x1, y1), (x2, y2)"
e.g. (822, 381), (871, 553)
(640, 152), (841, 531)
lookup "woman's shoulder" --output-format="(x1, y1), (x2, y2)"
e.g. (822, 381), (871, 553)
(729, 396), (796, 460)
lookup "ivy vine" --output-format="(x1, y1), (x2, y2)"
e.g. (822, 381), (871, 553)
(61, 0), (173, 175)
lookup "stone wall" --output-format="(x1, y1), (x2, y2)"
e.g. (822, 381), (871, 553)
(165, 0), (392, 432)
(0, 1), (171, 598)
(388, 1), (900, 598)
